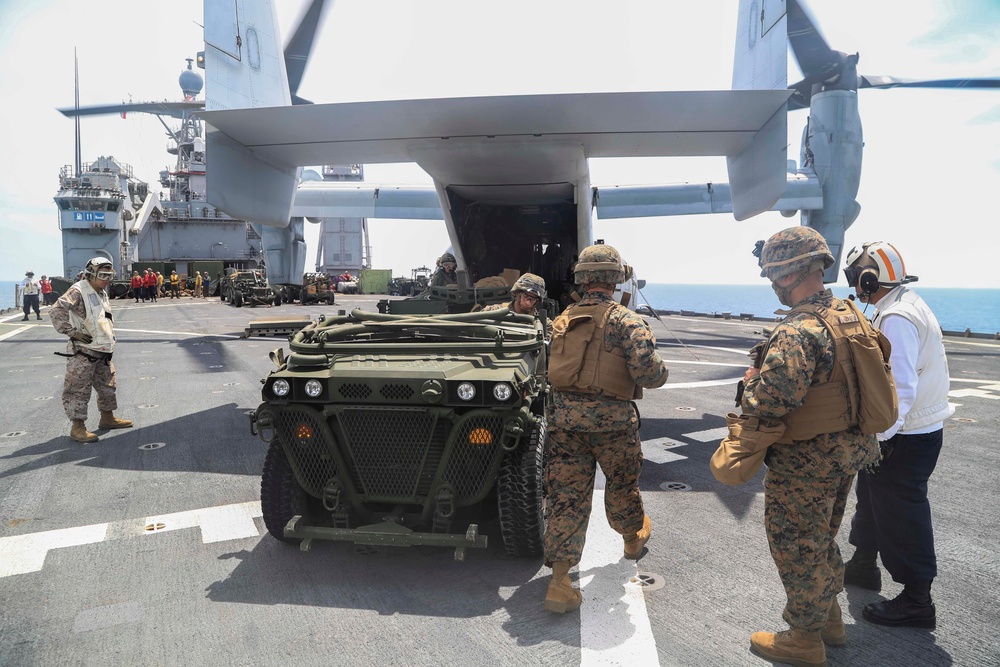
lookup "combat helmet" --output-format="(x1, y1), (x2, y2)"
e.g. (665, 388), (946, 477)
(756, 226), (834, 281)
(574, 244), (630, 285)
(511, 273), (546, 299)
(439, 252), (457, 266)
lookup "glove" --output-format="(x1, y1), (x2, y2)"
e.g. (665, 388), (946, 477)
(71, 331), (93, 344)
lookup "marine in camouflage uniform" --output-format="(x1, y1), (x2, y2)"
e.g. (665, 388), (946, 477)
(541, 244), (668, 614)
(50, 257), (133, 443)
(482, 273), (546, 315)
(429, 252), (458, 287)
(743, 227), (879, 667)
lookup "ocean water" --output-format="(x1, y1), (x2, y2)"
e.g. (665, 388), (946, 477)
(635, 284), (1000, 334)
(3, 279), (997, 333)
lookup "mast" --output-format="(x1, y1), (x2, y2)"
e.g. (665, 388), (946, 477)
(74, 48), (81, 177)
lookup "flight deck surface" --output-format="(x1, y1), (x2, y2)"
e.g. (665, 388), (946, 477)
(1, 295), (997, 666)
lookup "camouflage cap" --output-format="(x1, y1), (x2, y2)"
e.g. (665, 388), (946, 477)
(757, 226), (834, 280)
(511, 273), (546, 298)
(575, 244), (625, 285)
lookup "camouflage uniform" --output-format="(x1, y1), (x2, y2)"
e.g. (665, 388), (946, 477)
(430, 253), (458, 287)
(543, 290), (668, 565)
(483, 273), (546, 315)
(743, 289), (878, 631)
(50, 286), (119, 421)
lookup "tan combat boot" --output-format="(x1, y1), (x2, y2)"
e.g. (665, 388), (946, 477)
(544, 561), (582, 614)
(623, 514), (651, 560)
(822, 597), (846, 646)
(98, 411), (133, 429)
(70, 420), (99, 443)
(750, 628), (827, 667)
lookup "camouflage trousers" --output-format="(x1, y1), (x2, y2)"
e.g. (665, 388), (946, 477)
(543, 425), (645, 566)
(764, 468), (854, 631)
(62, 352), (118, 422)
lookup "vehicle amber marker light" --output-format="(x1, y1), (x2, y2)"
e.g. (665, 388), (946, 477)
(468, 428), (492, 446)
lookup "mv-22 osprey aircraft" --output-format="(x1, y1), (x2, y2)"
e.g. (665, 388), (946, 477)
(67, 0), (1000, 302)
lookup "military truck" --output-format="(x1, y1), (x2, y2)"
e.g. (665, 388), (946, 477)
(250, 306), (547, 560)
(220, 270), (279, 307)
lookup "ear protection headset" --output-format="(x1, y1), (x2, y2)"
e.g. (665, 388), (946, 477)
(854, 266), (879, 296)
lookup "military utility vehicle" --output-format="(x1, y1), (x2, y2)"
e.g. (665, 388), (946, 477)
(220, 270), (279, 307)
(298, 272), (335, 305)
(251, 306), (548, 559)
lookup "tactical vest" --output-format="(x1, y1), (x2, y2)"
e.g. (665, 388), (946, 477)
(68, 280), (116, 354)
(770, 297), (870, 443)
(548, 300), (639, 401)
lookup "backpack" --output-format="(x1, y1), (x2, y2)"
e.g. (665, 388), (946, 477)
(840, 298), (899, 435)
(795, 297), (898, 436)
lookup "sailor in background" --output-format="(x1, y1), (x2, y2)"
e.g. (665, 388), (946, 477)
(49, 257), (133, 443)
(842, 242), (953, 629)
(21, 270), (41, 321)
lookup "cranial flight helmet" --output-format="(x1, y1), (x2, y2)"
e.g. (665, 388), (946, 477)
(843, 241), (916, 295)
(84, 256), (115, 280)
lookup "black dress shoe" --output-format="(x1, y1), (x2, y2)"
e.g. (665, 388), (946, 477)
(844, 558), (882, 591)
(863, 592), (936, 629)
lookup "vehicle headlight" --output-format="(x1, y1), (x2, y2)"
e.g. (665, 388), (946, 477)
(304, 380), (323, 397)
(272, 379), (290, 397)
(492, 383), (512, 401)
(457, 382), (476, 401)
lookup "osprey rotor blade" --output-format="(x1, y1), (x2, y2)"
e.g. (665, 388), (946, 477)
(284, 0), (329, 106)
(859, 75), (1000, 91)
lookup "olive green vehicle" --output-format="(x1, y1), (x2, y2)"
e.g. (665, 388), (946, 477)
(251, 306), (548, 559)
(220, 270), (280, 307)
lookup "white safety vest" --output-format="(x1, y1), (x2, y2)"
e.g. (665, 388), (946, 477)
(874, 286), (952, 433)
(68, 280), (116, 354)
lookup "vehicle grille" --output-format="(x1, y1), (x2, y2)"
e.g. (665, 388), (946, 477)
(337, 407), (505, 504)
(338, 407), (442, 499)
(273, 406), (508, 506)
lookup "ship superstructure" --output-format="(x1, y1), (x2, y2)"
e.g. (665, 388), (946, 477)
(55, 59), (263, 284)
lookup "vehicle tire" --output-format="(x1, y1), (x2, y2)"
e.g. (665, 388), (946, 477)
(219, 288), (226, 302)
(299, 286), (309, 304)
(497, 419), (546, 557)
(274, 292), (282, 306)
(326, 295), (335, 305)
(233, 290), (243, 308)
(260, 439), (307, 543)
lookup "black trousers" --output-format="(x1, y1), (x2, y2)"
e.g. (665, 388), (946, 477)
(23, 294), (40, 316)
(849, 429), (943, 584)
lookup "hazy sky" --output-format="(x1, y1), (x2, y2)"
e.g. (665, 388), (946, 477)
(0, 0), (997, 287)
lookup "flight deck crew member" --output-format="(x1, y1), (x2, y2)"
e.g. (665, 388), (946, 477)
(842, 242), (952, 629)
(40, 275), (54, 305)
(430, 252), (458, 287)
(203, 272), (212, 297)
(743, 227), (879, 667)
(169, 270), (180, 298)
(21, 271), (41, 320)
(145, 269), (158, 302)
(482, 273), (546, 315)
(131, 271), (142, 302)
(50, 257), (133, 443)
(194, 271), (203, 298)
(542, 244), (668, 614)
